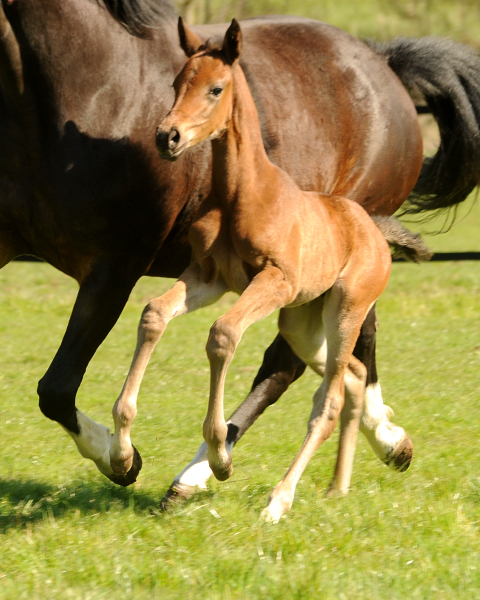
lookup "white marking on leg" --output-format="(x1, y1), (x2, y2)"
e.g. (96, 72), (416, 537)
(360, 382), (408, 463)
(175, 438), (233, 490)
(62, 410), (114, 476)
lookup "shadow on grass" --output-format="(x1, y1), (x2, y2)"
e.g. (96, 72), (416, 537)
(0, 477), (168, 533)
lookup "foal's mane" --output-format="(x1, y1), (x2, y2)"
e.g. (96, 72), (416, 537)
(99, 0), (177, 36)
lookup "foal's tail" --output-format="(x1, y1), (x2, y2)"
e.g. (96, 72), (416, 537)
(372, 216), (432, 263)
(366, 37), (480, 214)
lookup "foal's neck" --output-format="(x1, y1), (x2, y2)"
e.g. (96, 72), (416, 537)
(211, 64), (273, 198)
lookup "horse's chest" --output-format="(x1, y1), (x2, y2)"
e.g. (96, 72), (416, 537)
(189, 208), (223, 256)
(189, 209), (250, 293)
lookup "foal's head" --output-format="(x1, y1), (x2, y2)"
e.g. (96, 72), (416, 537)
(156, 18), (242, 161)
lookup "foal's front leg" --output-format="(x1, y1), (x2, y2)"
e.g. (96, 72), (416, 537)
(203, 266), (294, 481)
(110, 263), (226, 477)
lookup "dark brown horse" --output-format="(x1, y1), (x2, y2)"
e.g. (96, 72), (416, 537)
(0, 0), (479, 498)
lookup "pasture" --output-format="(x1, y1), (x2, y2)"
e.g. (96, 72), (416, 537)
(0, 198), (479, 598)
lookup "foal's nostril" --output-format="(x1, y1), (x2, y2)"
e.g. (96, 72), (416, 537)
(156, 129), (169, 152)
(168, 128), (181, 150)
(156, 127), (182, 159)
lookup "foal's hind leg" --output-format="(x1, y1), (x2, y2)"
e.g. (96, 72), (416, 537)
(262, 290), (370, 523)
(109, 262), (226, 477)
(328, 356), (366, 495)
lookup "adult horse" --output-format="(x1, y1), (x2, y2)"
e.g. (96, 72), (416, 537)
(0, 0), (479, 497)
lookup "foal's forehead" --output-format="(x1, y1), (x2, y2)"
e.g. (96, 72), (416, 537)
(181, 54), (230, 85)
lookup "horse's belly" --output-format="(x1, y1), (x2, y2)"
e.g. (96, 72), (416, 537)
(215, 255), (251, 295)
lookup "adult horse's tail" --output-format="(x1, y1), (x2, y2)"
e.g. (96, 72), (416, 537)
(372, 216), (432, 263)
(367, 37), (480, 214)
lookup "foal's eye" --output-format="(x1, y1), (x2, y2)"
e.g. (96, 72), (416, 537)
(210, 87), (223, 97)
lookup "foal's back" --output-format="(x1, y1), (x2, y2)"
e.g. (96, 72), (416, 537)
(190, 144), (389, 308)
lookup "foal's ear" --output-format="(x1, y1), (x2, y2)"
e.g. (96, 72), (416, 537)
(222, 19), (242, 65)
(178, 17), (203, 57)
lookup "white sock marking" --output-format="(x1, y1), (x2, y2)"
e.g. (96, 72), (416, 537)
(62, 411), (114, 476)
(175, 438), (234, 490)
(360, 382), (406, 461)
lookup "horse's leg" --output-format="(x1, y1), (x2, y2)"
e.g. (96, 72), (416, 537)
(327, 356), (366, 495)
(36, 262), (149, 486)
(109, 262), (227, 477)
(356, 306), (413, 471)
(202, 266), (294, 481)
(227, 334), (307, 441)
(262, 290), (369, 523)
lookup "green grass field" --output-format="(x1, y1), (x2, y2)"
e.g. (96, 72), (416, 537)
(0, 194), (479, 598)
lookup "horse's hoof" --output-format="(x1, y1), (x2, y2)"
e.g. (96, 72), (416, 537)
(325, 483), (348, 498)
(208, 452), (233, 482)
(261, 494), (292, 524)
(385, 436), (413, 472)
(106, 445), (143, 487)
(159, 483), (195, 511)
(110, 454), (133, 477)
(211, 462), (233, 482)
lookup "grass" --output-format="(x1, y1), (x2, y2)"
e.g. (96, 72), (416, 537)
(0, 195), (479, 598)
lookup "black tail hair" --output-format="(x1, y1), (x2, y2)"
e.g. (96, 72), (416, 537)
(372, 216), (432, 263)
(367, 37), (480, 214)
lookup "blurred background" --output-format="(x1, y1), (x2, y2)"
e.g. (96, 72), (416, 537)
(174, 0), (480, 47)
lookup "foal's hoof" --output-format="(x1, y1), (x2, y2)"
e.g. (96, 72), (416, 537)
(261, 489), (292, 524)
(107, 445), (143, 487)
(159, 482), (195, 512)
(325, 482), (348, 498)
(208, 451), (233, 482)
(211, 462), (233, 482)
(385, 436), (413, 472)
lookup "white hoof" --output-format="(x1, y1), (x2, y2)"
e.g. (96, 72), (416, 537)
(261, 492), (292, 524)
(361, 383), (413, 470)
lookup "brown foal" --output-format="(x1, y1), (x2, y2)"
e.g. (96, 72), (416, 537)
(110, 19), (419, 521)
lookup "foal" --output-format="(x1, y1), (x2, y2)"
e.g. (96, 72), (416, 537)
(110, 19), (427, 522)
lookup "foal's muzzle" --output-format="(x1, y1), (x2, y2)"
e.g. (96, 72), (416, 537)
(156, 126), (185, 161)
